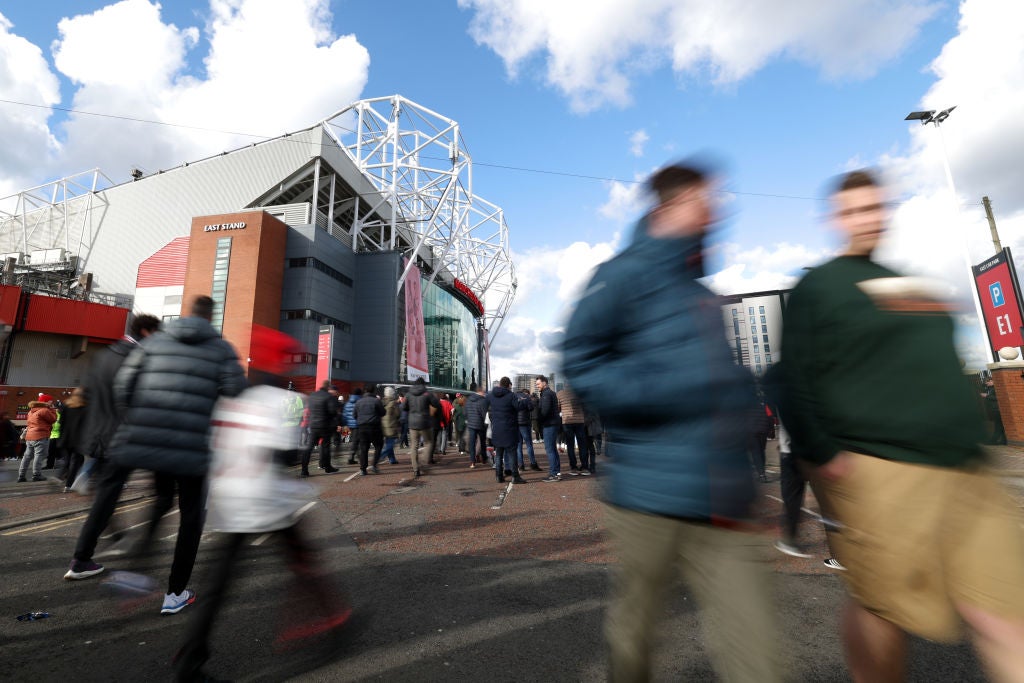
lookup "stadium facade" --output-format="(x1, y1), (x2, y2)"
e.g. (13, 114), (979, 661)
(720, 289), (788, 377)
(0, 95), (516, 414)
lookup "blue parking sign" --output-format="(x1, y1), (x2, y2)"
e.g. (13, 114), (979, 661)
(990, 281), (1005, 308)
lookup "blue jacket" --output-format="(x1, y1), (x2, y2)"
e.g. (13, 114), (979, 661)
(561, 217), (757, 521)
(343, 394), (358, 429)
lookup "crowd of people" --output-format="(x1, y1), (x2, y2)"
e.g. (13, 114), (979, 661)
(3, 162), (1023, 682)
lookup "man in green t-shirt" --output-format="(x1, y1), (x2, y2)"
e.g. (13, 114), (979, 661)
(783, 169), (1024, 681)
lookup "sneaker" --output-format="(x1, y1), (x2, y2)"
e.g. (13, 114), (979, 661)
(370, 466), (380, 474)
(32, 475), (45, 482)
(567, 469), (581, 476)
(530, 464), (542, 471)
(774, 540), (812, 558)
(823, 557), (847, 571)
(17, 475), (26, 483)
(541, 475), (560, 483)
(512, 477), (527, 484)
(64, 559), (105, 580)
(579, 470), (592, 476)
(358, 470), (367, 476)
(161, 589), (197, 615)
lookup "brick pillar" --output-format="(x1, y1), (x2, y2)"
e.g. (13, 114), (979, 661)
(988, 361), (1024, 445)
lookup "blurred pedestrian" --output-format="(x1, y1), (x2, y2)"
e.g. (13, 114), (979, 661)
(783, 169), (1024, 681)
(380, 386), (400, 464)
(558, 383), (589, 476)
(0, 411), (18, 461)
(452, 393), (467, 458)
(515, 387), (540, 471)
(55, 388), (88, 492)
(535, 376), (561, 482)
(174, 325), (350, 682)
(562, 161), (778, 682)
(342, 389), (359, 464)
(463, 382), (488, 467)
(982, 377), (1006, 445)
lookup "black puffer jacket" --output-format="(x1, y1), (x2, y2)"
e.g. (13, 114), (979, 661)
(307, 389), (338, 431)
(463, 392), (488, 430)
(109, 317), (247, 477)
(403, 383), (440, 430)
(487, 386), (520, 448)
(537, 387), (560, 427)
(515, 391), (533, 426)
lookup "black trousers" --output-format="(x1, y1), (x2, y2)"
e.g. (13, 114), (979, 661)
(748, 433), (768, 477)
(355, 425), (383, 472)
(779, 451), (806, 541)
(156, 473), (207, 595)
(302, 428), (334, 473)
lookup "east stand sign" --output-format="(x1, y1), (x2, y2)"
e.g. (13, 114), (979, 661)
(972, 247), (1024, 361)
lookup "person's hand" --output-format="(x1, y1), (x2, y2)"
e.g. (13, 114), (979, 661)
(818, 451), (854, 481)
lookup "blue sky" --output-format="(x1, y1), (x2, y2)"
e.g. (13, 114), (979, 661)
(1, 0), (1022, 376)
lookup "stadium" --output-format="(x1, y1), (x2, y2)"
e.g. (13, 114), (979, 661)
(0, 95), (516, 413)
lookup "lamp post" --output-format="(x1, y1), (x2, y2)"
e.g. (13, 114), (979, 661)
(905, 106), (993, 362)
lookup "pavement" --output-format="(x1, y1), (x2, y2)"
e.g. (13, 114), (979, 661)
(1, 440), (1020, 682)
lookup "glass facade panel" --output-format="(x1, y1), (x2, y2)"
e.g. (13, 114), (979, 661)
(211, 237), (231, 333)
(421, 279), (479, 389)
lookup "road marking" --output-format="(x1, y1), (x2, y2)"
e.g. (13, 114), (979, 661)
(251, 533), (271, 546)
(344, 471), (362, 482)
(100, 509), (180, 539)
(490, 481), (514, 510)
(2, 499), (153, 536)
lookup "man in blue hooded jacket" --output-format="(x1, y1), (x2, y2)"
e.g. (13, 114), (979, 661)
(562, 162), (778, 682)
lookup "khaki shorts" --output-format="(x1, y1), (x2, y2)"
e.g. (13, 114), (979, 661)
(809, 452), (1024, 642)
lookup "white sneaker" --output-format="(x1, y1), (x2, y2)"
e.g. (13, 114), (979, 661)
(160, 589), (196, 615)
(823, 557), (847, 571)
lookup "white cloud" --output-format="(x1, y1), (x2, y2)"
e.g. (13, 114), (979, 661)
(0, 12), (62, 196)
(704, 241), (832, 295)
(460, 0), (937, 111)
(629, 128), (649, 157)
(2, 0), (370, 187)
(598, 178), (649, 222)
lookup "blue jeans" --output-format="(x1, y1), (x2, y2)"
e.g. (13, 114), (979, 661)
(564, 423), (590, 471)
(543, 425), (560, 476)
(467, 427), (487, 464)
(517, 425), (536, 467)
(381, 436), (398, 463)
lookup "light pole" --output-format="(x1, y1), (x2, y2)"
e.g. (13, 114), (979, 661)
(905, 106), (993, 362)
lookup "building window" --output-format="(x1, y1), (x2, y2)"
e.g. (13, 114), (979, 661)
(759, 305), (765, 313)
(162, 315), (179, 322)
(756, 364), (762, 373)
(763, 334), (769, 343)
(211, 237), (231, 332)
(748, 306), (754, 316)
(760, 315), (766, 324)
(332, 358), (349, 370)
(761, 324), (767, 333)
(764, 343), (771, 352)
(281, 309), (352, 333)
(766, 353), (773, 363)
(731, 308), (737, 317)
(287, 257), (353, 287)
(754, 354), (761, 363)
(290, 352), (314, 364)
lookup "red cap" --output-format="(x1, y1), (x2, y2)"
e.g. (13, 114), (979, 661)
(248, 325), (305, 375)
(38, 393), (54, 403)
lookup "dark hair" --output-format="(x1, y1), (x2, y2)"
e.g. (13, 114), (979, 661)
(130, 314), (161, 338)
(832, 169), (880, 195)
(536, 375), (547, 384)
(320, 380), (332, 391)
(353, 387), (364, 396)
(414, 377), (426, 386)
(191, 295), (215, 320)
(499, 376), (512, 388)
(647, 163), (708, 204)
(469, 382), (477, 391)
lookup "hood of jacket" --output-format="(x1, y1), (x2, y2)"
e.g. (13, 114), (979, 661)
(407, 384), (427, 397)
(490, 386), (510, 399)
(27, 401), (50, 410)
(347, 394), (360, 405)
(629, 214), (706, 279)
(162, 316), (221, 345)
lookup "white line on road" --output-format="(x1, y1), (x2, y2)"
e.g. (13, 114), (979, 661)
(343, 471), (361, 482)
(490, 481), (514, 510)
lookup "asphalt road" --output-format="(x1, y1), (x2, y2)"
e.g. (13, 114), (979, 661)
(0, 442), (1002, 682)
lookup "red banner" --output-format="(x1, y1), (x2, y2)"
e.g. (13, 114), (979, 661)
(404, 260), (429, 381)
(973, 248), (1024, 360)
(316, 325), (333, 387)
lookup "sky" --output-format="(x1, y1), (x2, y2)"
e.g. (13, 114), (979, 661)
(0, 0), (1022, 379)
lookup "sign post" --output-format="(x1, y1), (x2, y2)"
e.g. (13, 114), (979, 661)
(972, 247), (1024, 361)
(316, 325), (333, 387)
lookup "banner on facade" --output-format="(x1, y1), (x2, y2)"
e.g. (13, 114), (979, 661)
(316, 325), (333, 387)
(404, 260), (429, 382)
(972, 247), (1024, 361)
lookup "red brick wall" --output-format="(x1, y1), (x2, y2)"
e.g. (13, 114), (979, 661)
(182, 211), (288, 370)
(990, 363), (1024, 445)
